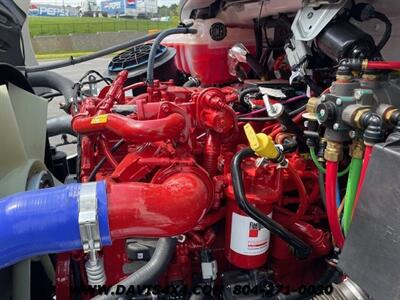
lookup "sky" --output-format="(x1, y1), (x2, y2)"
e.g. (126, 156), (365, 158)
(33, 0), (179, 6)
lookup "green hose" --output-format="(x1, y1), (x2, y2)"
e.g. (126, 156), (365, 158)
(309, 147), (350, 177)
(342, 157), (363, 236)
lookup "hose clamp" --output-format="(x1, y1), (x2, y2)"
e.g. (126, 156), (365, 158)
(78, 182), (101, 252)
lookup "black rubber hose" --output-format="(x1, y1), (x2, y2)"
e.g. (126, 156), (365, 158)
(277, 110), (306, 145)
(303, 75), (323, 95)
(19, 33), (161, 73)
(87, 139), (124, 181)
(93, 238), (176, 300)
(231, 148), (312, 259)
(318, 171), (326, 210)
(373, 11), (392, 52)
(46, 115), (76, 137)
(147, 27), (197, 85)
(27, 70), (74, 104)
(239, 87), (261, 103)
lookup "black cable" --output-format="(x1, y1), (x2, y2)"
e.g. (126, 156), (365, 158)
(237, 105), (306, 122)
(303, 75), (323, 95)
(19, 32), (161, 73)
(288, 104), (306, 116)
(231, 148), (312, 259)
(87, 139), (124, 181)
(147, 27), (197, 85)
(237, 116), (274, 122)
(238, 86), (261, 111)
(40, 91), (63, 102)
(318, 171), (326, 210)
(78, 70), (113, 85)
(373, 11), (392, 52)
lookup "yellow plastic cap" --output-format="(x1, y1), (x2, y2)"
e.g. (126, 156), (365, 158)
(244, 123), (279, 159)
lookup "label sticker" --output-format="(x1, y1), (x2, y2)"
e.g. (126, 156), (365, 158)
(91, 114), (108, 124)
(230, 212), (271, 256)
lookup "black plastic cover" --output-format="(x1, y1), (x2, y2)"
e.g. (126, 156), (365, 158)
(339, 132), (400, 300)
(0, 0), (26, 66)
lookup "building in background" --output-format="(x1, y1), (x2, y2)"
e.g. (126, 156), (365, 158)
(29, 3), (79, 16)
(100, 0), (157, 17)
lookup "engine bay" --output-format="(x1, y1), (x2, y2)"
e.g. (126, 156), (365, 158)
(1, 1), (400, 299)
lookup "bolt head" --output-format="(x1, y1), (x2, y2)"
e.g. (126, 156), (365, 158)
(349, 130), (356, 139)
(354, 90), (362, 100)
(333, 123), (340, 130)
(336, 98), (342, 106)
(320, 95), (326, 102)
(307, 12), (314, 19)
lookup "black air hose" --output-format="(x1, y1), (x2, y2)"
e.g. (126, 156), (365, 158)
(93, 238), (176, 300)
(231, 148), (312, 259)
(19, 33), (161, 73)
(27, 71), (74, 103)
(147, 27), (197, 85)
(46, 115), (76, 137)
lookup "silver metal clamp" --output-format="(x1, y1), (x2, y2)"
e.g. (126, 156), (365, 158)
(79, 182), (101, 253)
(78, 182), (106, 286)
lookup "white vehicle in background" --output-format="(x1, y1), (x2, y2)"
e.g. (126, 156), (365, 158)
(79, 0), (102, 17)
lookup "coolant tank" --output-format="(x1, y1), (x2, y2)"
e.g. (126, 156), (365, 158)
(163, 19), (256, 85)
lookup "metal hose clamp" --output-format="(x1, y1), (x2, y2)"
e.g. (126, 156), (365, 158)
(78, 182), (106, 285)
(78, 182), (101, 252)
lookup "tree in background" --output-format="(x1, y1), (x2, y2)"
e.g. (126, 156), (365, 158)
(158, 4), (179, 17)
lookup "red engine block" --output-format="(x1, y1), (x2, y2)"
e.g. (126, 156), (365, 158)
(58, 70), (332, 299)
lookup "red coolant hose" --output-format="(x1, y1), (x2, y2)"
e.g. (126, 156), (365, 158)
(285, 164), (309, 224)
(351, 144), (373, 217)
(72, 113), (186, 143)
(326, 161), (345, 248)
(366, 61), (400, 70)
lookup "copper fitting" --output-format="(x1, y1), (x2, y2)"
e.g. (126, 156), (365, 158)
(378, 105), (399, 123)
(303, 97), (320, 121)
(353, 108), (371, 129)
(349, 139), (365, 159)
(324, 140), (343, 162)
(362, 73), (378, 81)
(336, 74), (352, 82)
(362, 59), (369, 71)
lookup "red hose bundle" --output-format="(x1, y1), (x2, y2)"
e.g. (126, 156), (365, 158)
(351, 145), (373, 217)
(325, 161), (345, 248)
(366, 61), (400, 70)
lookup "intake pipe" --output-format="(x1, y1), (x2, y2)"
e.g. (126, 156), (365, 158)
(27, 70), (75, 103)
(72, 113), (186, 143)
(0, 182), (111, 268)
(47, 115), (76, 137)
(0, 173), (210, 268)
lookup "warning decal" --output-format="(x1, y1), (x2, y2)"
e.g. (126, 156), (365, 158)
(230, 212), (271, 256)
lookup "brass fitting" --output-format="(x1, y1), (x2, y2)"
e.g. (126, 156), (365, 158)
(379, 105), (399, 123)
(362, 73), (378, 81)
(303, 97), (320, 121)
(361, 59), (369, 71)
(324, 140), (343, 162)
(349, 139), (365, 159)
(352, 107), (371, 129)
(336, 74), (352, 82)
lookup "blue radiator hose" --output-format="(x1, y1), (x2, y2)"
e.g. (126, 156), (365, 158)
(0, 181), (111, 268)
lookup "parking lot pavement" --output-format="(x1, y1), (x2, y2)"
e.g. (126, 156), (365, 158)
(45, 57), (110, 155)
